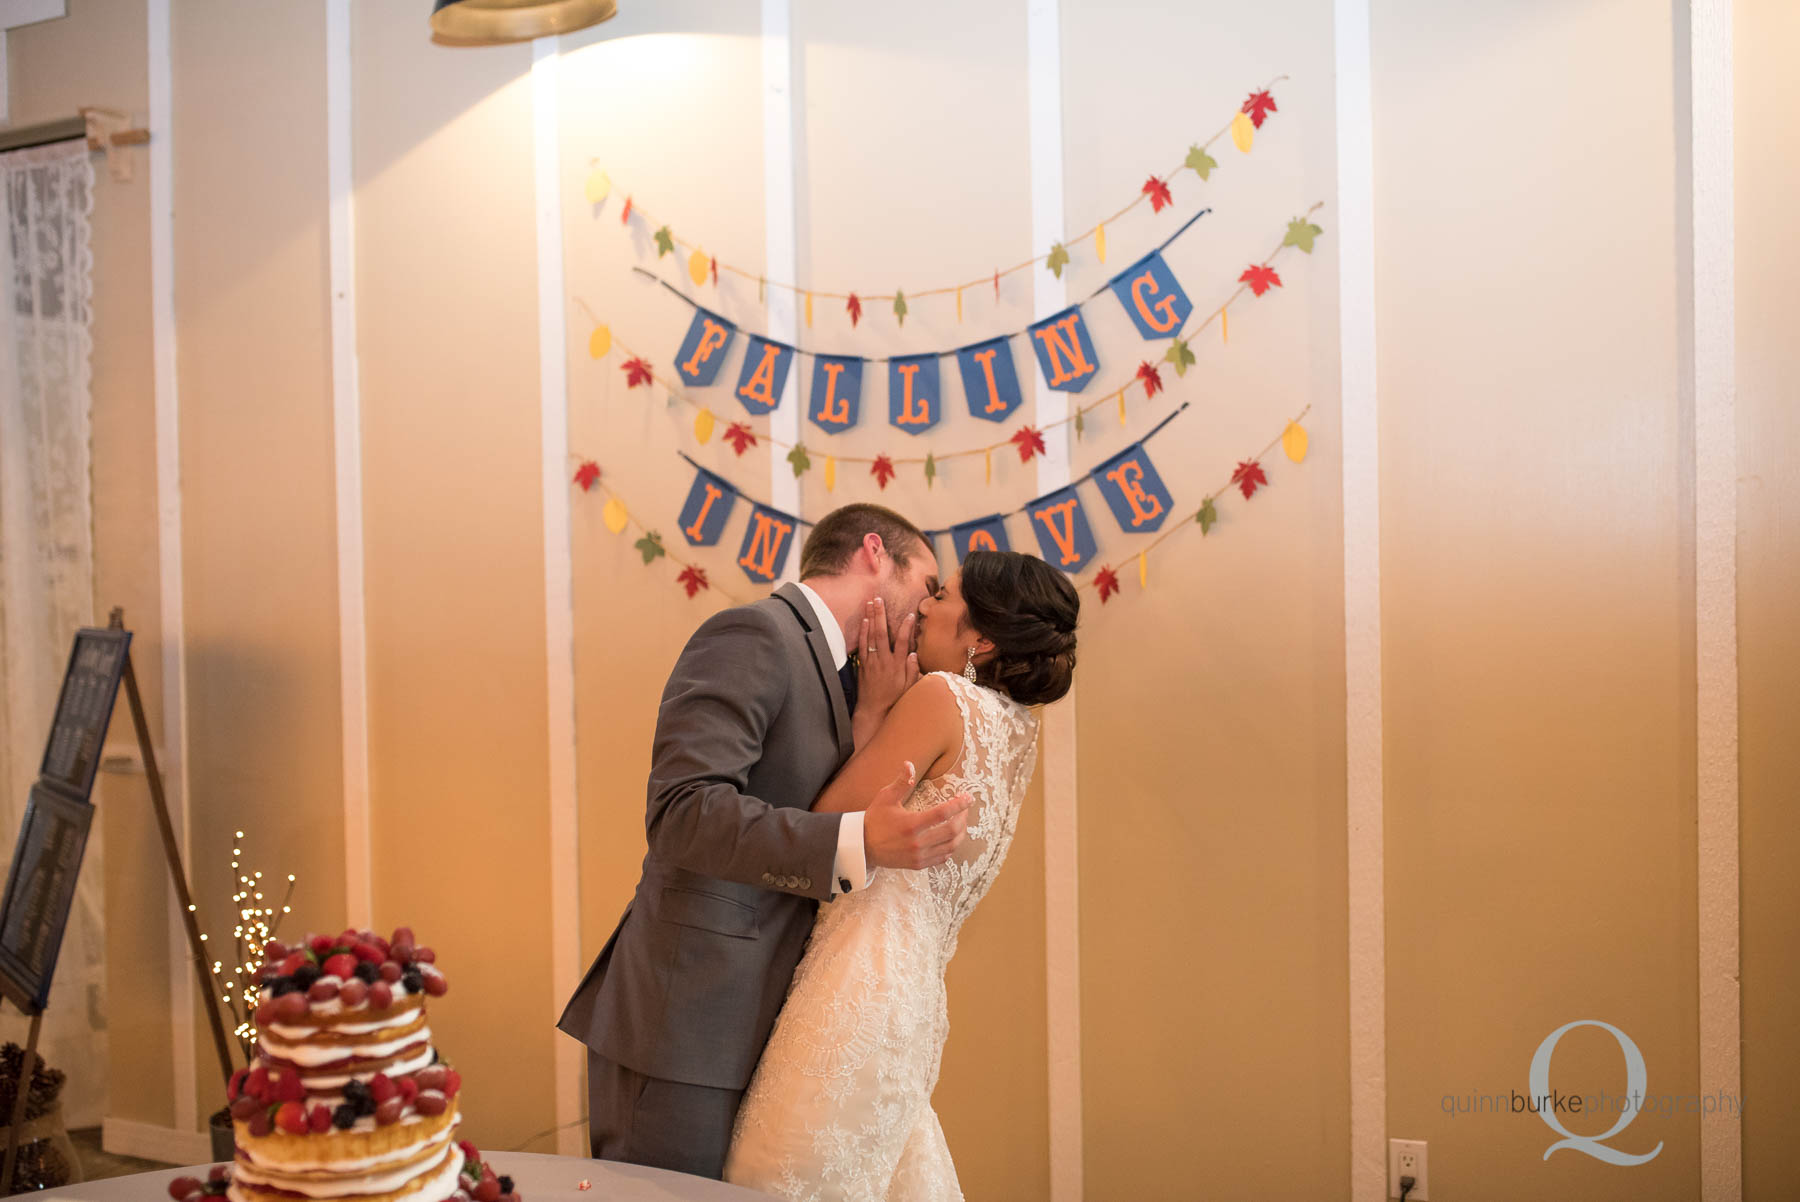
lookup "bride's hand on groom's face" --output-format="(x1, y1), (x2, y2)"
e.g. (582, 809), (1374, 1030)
(863, 761), (972, 872)
(857, 598), (920, 719)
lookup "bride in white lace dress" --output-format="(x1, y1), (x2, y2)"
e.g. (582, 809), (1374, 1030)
(724, 550), (1080, 1202)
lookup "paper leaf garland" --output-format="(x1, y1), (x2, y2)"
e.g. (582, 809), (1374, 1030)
(724, 422), (758, 456)
(787, 444), (812, 476)
(1136, 361), (1163, 399)
(1197, 497), (1218, 534)
(846, 293), (863, 327)
(622, 357), (653, 388)
(1185, 144), (1218, 180)
(585, 169), (611, 203)
(1165, 337), (1197, 377)
(893, 289), (908, 327)
(653, 226), (675, 257)
(1095, 565), (1120, 603)
(1011, 425), (1046, 463)
(871, 455), (896, 489)
(1046, 242), (1071, 279)
(693, 408), (716, 444)
(1142, 176), (1174, 214)
(1283, 218), (1323, 254)
(1242, 89), (1278, 129)
(1239, 265), (1282, 296)
(676, 565), (708, 598)
(588, 325), (612, 359)
(573, 461), (600, 492)
(1283, 420), (1309, 462)
(687, 249), (709, 286)
(1231, 112), (1254, 152)
(635, 530), (666, 564)
(1232, 459), (1267, 499)
(602, 497), (629, 534)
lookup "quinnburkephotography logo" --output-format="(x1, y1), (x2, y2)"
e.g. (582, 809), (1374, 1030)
(1440, 1018), (1745, 1167)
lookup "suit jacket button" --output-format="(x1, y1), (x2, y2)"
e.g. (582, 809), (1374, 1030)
(762, 872), (774, 884)
(799, 877), (811, 890)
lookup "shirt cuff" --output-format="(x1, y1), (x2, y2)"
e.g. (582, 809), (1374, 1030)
(831, 812), (869, 897)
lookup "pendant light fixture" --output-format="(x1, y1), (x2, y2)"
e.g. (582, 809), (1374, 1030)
(430, 0), (618, 46)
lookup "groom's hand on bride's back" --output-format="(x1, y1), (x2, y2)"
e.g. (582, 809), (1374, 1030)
(862, 761), (972, 870)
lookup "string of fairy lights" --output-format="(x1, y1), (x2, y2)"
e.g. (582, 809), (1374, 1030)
(192, 829), (298, 1056)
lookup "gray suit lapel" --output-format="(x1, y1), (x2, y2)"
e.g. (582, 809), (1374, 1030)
(773, 582), (854, 761)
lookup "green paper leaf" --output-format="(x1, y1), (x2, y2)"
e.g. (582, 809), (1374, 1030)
(1282, 218), (1323, 254)
(1046, 242), (1070, 279)
(653, 225), (675, 257)
(925, 453), (936, 488)
(1164, 337), (1197, 377)
(635, 531), (666, 564)
(1197, 498), (1217, 535)
(1074, 410), (1085, 437)
(787, 444), (812, 476)
(893, 289), (908, 327)
(1185, 144), (1218, 180)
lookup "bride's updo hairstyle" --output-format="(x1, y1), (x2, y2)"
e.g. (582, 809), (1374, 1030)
(958, 550), (1080, 706)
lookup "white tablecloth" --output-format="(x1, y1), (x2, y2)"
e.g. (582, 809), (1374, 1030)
(37, 1152), (773, 1201)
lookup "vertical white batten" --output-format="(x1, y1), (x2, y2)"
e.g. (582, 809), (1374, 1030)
(531, 35), (586, 1158)
(1335, 1), (1385, 1200)
(147, 0), (197, 1138)
(1026, 3), (1081, 1199)
(1689, 1), (1740, 1198)
(761, 0), (800, 561)
(325, 0), (372, 933)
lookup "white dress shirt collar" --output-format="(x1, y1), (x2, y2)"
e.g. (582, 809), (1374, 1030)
(791, 580), (848, 670)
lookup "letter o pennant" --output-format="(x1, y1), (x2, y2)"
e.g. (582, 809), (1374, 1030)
(950, 514), (1011, 563)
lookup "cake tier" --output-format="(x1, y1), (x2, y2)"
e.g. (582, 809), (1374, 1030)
(230, 1102), (461, 1202)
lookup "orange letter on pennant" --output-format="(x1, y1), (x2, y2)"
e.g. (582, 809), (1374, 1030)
(1129, 272), (1181, 334)
(1104, 459), (1165, 527)
(681, 318), (730, 377)
(1031, 315), (1095, 387)
(972, 348), (1007, 414)
(895, 363), (930, 425)
(738, 344), (781, 410)
(814, 362), (850, 425)
(967, 529), (998, 553)
(738, 512), (794, 578)
(685, 484), (723, 542)
(1033, 499), (1082, 566)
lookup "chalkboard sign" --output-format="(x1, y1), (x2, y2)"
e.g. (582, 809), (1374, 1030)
(37, 627), (131, 803)
(0, 784), (92, 1011)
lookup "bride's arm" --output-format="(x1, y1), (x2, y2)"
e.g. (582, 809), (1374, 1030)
(813, 676), (963, 814)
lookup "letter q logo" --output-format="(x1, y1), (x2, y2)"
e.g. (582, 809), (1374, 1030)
(1530, 1020), (1663, 1165)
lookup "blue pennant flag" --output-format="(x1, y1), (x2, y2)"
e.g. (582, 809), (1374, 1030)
(1108, 250), (1193, 341)
(1025, 485), (1098, 573)
(677, 466), (738, 547)
(734, 335), (794, 416)
(1091, 442), (1174, 533)
(672, 307), (737, 386)
(1026, 306), (1101, 393)
(736, 503), (799, 584)
(887, 355), (942, 435)
(950, 514), (1012, 562)
(808, 355), (864, 434)
(954, 336), (1024, 423)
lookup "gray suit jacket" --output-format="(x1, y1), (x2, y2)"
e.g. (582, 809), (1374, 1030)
(556, 582), (855, 1091)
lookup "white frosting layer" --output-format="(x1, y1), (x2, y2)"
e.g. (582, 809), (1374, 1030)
(259, 1024), (431, 1068)
(267, 1010), (420, 1039)
(230, 1142), (463, 1201)
(299, 1044), (436, 1091)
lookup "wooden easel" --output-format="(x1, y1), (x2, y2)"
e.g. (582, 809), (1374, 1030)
(0, 974), (45, 1193)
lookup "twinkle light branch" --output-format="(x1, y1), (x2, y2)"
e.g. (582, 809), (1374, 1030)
(201, 830), (298, 1061)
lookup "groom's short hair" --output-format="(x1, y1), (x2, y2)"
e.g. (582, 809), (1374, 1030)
(798, 504), (929, 579)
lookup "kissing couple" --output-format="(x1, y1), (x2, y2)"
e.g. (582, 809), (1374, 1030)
(558, 502), (1079, 1201)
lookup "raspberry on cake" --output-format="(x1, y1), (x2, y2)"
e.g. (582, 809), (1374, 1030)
(222, 926), (517, 1202)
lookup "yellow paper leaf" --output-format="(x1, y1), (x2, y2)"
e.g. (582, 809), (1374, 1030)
(585, 169), (611, 204)
(956, 287), (963, 324)
(985, 449), (993, 485)
(1231, 111), (1254, 152)
(1117, 389), (1127, 426)
(1096, 222), (1107, 264)
(1283, 420), (1309, 463)
(688, 250), (708, 287)
(602, 497), (629, 534)
(1138, 551), (1147, 588)
(587, 324), (612, 359)
(1221, 306), (1229, 343)
(805, 292), (814, 328)
(694, 408), (716, 445)
(824, 456), (837, 492)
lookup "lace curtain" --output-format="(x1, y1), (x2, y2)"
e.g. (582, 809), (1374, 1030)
(0, 139), (108, 1129)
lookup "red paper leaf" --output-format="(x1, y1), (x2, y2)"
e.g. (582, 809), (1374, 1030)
(1136, 361), (1163, 399)
(710, 256), (719, 286)
(572, 461), (601, 492)
(621, 357), (653, 388)
(676, 565), (709, 598)
(1232, 459), (1268, 500)
(846, 293), (863, 327)
(1142, 175), (1174, 214)
(870, 455), (896, 489)
(1239, 265), (1282, 297)
(993, 268), (1000, 299)
(1242, 90), (1278, 129)
(724, 422), (758, 456)
(1011, 426), (1046, 463)
(1095, 566), (1120, 603)
(620, 196), (632, 225)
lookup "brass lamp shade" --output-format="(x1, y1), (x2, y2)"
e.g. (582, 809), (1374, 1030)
(430, 0), (618, 46)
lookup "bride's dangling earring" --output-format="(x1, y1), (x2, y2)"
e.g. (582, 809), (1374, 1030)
(963, 646), (979, 683)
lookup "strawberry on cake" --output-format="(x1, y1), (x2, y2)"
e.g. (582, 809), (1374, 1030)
(218, 926), (519, 1202)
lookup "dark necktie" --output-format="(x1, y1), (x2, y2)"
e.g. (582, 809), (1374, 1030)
(837, 657), (858, 715)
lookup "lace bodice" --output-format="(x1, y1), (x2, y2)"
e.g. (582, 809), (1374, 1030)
(723, 672), (1040, 1202)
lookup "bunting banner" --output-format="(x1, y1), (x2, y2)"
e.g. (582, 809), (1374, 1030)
(677, 466), (737, 546)
(950, 513), (1012, 560)
(673, 307), (736, 385)
(888, 354), (942, 435)
(1025, 486), (1100, 573)
(735, 502), (799, 584)
(1109, 250), (1193, 341)
(1092, 441), (1175, 533)
(733, 335), (794, 416)
(808, 354), (864, 434)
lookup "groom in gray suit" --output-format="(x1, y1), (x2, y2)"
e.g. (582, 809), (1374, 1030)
(557, 503), (973, 1179)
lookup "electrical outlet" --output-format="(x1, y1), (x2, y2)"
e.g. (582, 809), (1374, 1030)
(1388, 1138), (1428, 1199)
